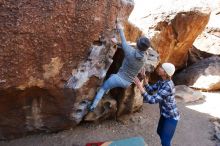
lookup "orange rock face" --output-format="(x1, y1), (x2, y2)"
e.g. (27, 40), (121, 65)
(151, 11), (210, 69)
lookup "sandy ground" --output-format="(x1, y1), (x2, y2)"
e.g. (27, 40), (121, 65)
(0, 92), (219, 146)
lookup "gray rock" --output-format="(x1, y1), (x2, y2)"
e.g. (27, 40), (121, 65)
(175, 85), (205, 103)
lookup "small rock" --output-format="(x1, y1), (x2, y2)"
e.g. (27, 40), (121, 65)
(175, 85), (205, 103)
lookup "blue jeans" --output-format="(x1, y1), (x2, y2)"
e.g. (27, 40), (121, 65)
(157, 115), (178, 146)
(90, 74), (131, 109)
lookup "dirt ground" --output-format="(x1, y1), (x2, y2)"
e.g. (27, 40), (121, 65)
(0, 96), (219, 146)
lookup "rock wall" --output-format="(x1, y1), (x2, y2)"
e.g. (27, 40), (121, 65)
(0, 0), (135, 140)
(0, 0), (133, 90)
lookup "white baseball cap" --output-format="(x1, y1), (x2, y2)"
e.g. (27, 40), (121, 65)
(162, 63), (175, 77)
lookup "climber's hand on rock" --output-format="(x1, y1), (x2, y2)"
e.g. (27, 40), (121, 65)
(116, 22), (123, 30)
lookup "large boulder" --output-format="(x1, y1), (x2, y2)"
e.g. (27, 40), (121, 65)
(128, 0), (211, 69)
(0, 0), (136, 140)
(0, 0), (133, 89)
(174, 56), (220, 91)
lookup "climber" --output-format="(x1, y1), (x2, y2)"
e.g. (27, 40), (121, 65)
(134, 63), (180, 146)
(88, 22), (151, 112)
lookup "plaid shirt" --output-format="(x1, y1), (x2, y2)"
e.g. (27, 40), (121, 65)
(142, 80), (180, 120)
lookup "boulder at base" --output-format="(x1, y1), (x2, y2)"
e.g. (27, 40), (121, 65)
(175, 85), (205, 103)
